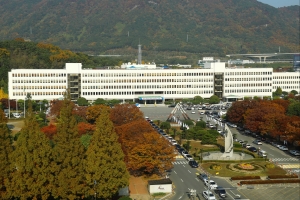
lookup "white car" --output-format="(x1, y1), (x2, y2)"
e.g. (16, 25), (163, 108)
(200, 111), (205, 115)
(253, 140), (262, 145)
(204, 179), (218, 189)
(279, 146), (288, 151)
(191, 111), (196, 114)
(171, 139), (178, 146)
(185, 154), (194, 161)
(202, 190), (216, 200)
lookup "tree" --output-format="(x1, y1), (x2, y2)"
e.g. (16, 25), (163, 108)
(196, 120), (206, 128)
(84, 107), (129, 199)
(77, 122), (95, 135)
(76, 97), (89, 106)
(192, 96), (204, 104)
(93, 98), (107, 105)
(7, 100), (54, 200)
(290, 90), (298, 95)
(86, 104), (110, 124)
(0, 109), (13, 199)
(110, 104), (144, 127)
(160, 121), (171, 130)
(52, 92), (86, 199)
(274, 87), (282, 96)
(287, 102), (300, 117)
(209, 95), (220, 104)
(40, 124), (57, 139)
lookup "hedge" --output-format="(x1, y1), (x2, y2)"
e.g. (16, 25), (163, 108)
(231, 176), (261, 180)
(268, 174), (298, 179)
(240, 179), (300, 185)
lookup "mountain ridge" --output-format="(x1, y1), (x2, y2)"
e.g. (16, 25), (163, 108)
(0, 0), (299, 56)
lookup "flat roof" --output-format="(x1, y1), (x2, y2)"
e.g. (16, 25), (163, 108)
(148, 178), (172, 185)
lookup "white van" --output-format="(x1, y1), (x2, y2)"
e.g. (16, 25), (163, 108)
(258, 150), (267, 157)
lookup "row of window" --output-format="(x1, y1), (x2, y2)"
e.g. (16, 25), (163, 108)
(12, 73), (66, 77)
(13, 92), (65, 96)
(82, 85), (214, 89)
(273, 76), (300, 79)
(12, 79), (67, 84)
(81, 78), (214, 83)
(82, 72), (215, 77)
(225, 71), (272, 76)
(224, 77), (272, 81)
(273, 81), (300, 85)
(273, 86), (299, 90)
(225, 89), (272, 93)
(82, 90), (214, 96)
(12, 86), (67, 90)
(224, 83), (271, 87)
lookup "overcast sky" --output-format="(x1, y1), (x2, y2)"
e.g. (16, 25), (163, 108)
(258, 0), (299, 8)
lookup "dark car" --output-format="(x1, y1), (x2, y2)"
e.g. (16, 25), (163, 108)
(214, 187), (226, 198)
(248, 147), (257, 152)
(197, 173), (208, 182)
(178, 148), (185, 153)
(189, 160), (199, 168)
(175, 144), (181, 150)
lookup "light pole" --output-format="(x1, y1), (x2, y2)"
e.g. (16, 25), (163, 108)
(93, 180), (97, 200)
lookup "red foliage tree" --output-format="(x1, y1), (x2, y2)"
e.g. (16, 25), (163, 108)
(110, 104), (144, 126)
(227, 100), (260, 124)
(41, 124), (57, 139)
(77, 122), (95, 135)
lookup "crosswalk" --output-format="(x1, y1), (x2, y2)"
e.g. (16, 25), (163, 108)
(175, 155), (184, 159)
(270, 158), (300, 162)
(172, 161), (189, 165)
(279, 164), (300, 169)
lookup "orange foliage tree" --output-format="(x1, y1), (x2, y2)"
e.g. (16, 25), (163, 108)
(227, 100), (260, 124)
(41, 124), (57, 139)
(110, 104), (144, 126)
(77, 122), (95, 135)
(244, 101), (285, 135)
(115, 119), (175, 176)
(49, 99), (75, 117)
(285, 116), (300, 143)
(86, 104), (110, 124)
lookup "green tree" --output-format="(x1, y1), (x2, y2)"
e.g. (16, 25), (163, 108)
(287, 102), (300, 117)
(77, 97), (89, 106)
(84, 107), (129, 199)
(160, 121), (171, 130)
(192, 96), (204, 104)
(196, 120), (206, 128)
(52, 92), (86, 199)
(93, 98), (107, 105)
(274, 87), (282, 96)
(290, 90), (298, 95)
(0, 109), (13, 199)
(209, 95), (220, 104)
(7, 101), (54, 200)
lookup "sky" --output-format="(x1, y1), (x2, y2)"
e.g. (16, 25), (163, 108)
(257, 0), (299, 8)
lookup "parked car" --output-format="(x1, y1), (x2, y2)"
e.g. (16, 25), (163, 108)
(202, 190), (216, 200)
(248, 147), (257, 152)
(289, 150), (300, 156)
(258, 150), (267, 157)
(204, 180), (218, 190)
(242, 143), (251, 149)
(181, 151), (189, 157)
(191, 111), (196, 114)
(279, 146), (288, 151)
(214, 187), (226, 198)
(185, 154), (194, 161)
(253, 140), (262, 145)
(189, 160), (199, 168)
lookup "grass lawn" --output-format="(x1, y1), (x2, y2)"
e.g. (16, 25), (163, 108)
(201, 161), (287, 177)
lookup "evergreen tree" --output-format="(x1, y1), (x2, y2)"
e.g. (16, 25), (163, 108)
(84, 107), (129, 199)
(0, 109), (13, 199)
(52, 91), (85, 199)
(7, 100), (54, 200)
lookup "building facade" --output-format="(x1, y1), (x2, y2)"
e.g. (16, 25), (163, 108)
(8, 63), (300, 103)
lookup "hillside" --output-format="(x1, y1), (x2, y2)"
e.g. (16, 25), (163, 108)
(0, 0), (299, 56)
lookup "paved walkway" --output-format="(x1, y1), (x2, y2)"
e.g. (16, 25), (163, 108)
(129, 176), (151, 200)
(202, 152), (253, 160)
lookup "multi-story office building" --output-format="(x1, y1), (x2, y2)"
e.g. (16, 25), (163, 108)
(8, 62), (300, 103)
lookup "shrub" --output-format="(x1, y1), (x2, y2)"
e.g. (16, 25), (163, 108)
(210, 164), (222, 170)
(265, 163), (275, 169)
(152, 192), (166, 197)
(240, 179), (300, 185)
(268, 174), (298, 179)
(231, 176), (260, 180)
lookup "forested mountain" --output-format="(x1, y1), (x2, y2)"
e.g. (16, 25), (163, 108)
(0, 0), (299, 56)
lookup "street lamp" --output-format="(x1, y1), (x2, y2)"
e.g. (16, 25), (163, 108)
(93, 180), (97, 200)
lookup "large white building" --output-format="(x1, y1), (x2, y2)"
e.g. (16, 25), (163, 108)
(8, 63), (300, 103)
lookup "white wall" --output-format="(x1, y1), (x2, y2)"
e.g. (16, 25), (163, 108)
(148, 184), (172, 194)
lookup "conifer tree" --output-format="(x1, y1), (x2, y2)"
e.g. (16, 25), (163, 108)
(7, 100), (54, 200)
(0, 109), (13, 199)
(85, 107), (129, 199)
(52, 91), (85, 199)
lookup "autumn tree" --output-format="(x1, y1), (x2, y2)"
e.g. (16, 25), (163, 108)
(40, 124), (57, 139)
(52, 92), (85, 199)
(127, 132), (175, 176)
(110, 104), (144, 126)
(77, 122), (95, 135)
(7, 100), (54, 200)
(0, 109), (13, 199)
(285, 116), (300, 142)
(84, 106), (129, 199)
(86, 104), (110, 124)
(227, 100), (260, 123)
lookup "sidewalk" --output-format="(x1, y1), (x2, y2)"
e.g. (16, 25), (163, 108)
(129, 176), (151, 200)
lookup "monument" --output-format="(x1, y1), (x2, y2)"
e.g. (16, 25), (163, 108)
(221, 124), (233, 158)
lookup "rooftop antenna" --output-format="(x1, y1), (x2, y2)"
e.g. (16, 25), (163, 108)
(138, 40), (142, 65)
